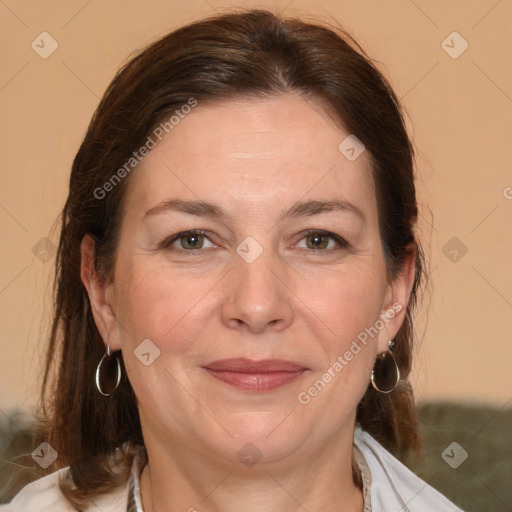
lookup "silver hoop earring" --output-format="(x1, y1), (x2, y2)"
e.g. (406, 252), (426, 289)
(370, 339), (400, 393)
(95, 345), (121, 396)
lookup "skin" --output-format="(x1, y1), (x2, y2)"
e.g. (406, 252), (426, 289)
(81, 94), (415, 512)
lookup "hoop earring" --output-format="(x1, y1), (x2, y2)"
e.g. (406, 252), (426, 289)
(95, 345), (121, 396)
(370, 339), (400, 393)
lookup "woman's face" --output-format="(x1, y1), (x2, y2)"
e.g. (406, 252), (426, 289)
(83, 94), (412, 466)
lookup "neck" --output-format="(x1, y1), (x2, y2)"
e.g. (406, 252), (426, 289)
(139, 428), (363, 512)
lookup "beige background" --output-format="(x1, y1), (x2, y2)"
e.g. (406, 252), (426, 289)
(1, 0), (511, 416)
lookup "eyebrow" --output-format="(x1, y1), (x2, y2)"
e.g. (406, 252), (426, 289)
(143, 198), (366, 223)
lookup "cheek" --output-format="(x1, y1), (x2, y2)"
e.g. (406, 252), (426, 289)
(296, 264), (387, 401)
(113, 262), (210, 419)
(305, 263), (387, 343)
(114, 257), (221, 361)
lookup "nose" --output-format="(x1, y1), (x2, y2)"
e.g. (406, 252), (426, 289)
(221, 251), (294, 334)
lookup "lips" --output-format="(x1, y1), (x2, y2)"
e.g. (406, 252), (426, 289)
(202, 358), (308, 391)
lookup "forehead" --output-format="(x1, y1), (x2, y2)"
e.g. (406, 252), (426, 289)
(123, 95), (376, 221)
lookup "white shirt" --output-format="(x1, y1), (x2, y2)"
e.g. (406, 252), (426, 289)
(0, 426), (464, 511)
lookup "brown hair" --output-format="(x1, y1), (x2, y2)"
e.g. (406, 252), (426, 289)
(41, 8), (425, 508)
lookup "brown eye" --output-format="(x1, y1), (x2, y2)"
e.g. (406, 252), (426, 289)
(163, 230), (215, 251)
(297, 230), (348, 252)
(305, 233), (330, 250)
(180, 233), (205, 250)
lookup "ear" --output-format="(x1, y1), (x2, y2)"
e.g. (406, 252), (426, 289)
(376, 243), (417, 353)
(80, 234), (122, 352)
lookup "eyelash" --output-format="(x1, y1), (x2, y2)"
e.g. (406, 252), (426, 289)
(161, 229), (349, 255)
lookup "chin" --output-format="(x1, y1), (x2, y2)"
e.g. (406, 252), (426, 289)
(196, 410), (309, 468)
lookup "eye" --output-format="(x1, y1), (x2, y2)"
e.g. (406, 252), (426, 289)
(163, 230), (216, 251)
(161, 229), (348, 254)
(295, 230), (348, 252)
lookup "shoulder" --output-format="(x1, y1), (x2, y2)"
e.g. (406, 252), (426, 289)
(0, 468), (76, 512)
(0, 466), (130, 512)
(354, 425), (464, 512)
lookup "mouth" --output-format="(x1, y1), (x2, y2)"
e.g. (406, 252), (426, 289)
(202, 358), (309, 392)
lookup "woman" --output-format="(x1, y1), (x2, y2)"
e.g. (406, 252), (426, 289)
(1, 9), (463, 512)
